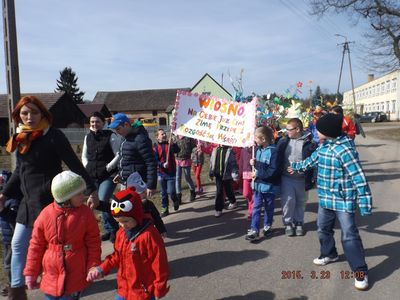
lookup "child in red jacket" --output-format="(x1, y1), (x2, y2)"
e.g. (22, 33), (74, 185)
(87, 188), (169, 300)
(24, 171), (101, 300)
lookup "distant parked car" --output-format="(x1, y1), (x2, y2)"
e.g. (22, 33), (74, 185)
(359, 111), (388, 123)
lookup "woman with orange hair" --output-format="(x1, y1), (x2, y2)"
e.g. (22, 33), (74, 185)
(0, 96), (98, 300)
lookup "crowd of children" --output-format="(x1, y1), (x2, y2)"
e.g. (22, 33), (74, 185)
(0, 106), (373, 298)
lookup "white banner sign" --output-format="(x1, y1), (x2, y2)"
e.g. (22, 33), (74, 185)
(171, 90), (256, 147)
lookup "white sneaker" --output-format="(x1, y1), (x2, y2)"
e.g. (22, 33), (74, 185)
(313, 255), (339, 266)
(227, 202), (238, 210)
(354, 275), (368, 291)
(214, 211), (222, 218)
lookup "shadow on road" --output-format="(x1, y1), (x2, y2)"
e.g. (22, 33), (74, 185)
(83, 278), (117, 298)
(357, 143), (386, 148)
(217, 290), (277, 300)
(169, 250), (268, 279)
(365, 173), (400, 182)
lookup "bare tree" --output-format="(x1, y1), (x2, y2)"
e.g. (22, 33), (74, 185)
(309, 0), (400, 72)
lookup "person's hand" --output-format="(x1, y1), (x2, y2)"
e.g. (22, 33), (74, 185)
(0, 194), (6, 213)
(161, 232), (167, 239)
(250, 159), (255, 166)
(112, 174), (120, 184)
(163, 162), (169, 169)
(147, 189), (156, 199)
(287, 166), (295, 174)
(86, 267), (102, 282)
(87, 192), (99, 209)
(25, 276), (39, 290)
(252, 171), (257, 179)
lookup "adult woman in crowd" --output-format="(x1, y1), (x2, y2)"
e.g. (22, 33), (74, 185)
(81, 111), (120, 242)
(0, 96), (98, 300)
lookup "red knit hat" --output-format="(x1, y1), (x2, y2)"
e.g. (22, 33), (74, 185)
(110, 187), (144, 224)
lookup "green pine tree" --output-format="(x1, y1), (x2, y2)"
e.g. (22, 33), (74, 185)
(55, 67), (85, 104)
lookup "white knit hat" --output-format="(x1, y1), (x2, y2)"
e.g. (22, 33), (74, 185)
(51, 171), (86, 203)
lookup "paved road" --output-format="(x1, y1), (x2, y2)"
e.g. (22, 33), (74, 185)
(23, 123), (400, 300)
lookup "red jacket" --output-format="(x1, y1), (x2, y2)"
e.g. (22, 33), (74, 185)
(342, 116), (356, 139)
(99, 221), (169, 300)
(24, 202), (101, 296)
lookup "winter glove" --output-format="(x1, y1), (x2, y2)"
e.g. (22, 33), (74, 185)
(25, 276), (39, 289)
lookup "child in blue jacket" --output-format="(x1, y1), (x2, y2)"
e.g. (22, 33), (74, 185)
(246, 126), (279, 242)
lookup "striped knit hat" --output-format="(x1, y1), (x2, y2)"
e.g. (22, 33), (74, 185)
(51, 171), (86, 203)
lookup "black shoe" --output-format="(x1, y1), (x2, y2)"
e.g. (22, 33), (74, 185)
(101, 232), (111, 241)
(173, 200), (180, 211)
(177, 193), (182, 205)
(160, 208), (169, 218)
(190, 190), (196, 202)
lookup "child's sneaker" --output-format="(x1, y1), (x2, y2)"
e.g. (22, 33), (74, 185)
(295, 225), (304, 236)
(313, 255), (339, 266)
(285, 225), (295, 236)
(245, 229), (260, 242)
(227, 202), (238, 210)
(214, 211), (222, 218)
(263, 225), (273, 237)
(160, 207), (169, 218)
(173, 201), (179, 211)
(354, 275), (368, 291)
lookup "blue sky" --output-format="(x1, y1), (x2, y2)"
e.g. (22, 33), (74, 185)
(0, 0), (373, 100)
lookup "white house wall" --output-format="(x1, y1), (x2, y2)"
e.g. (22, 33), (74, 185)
(343, 70), (400, 120)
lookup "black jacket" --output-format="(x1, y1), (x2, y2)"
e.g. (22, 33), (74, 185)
(2, 127), (96, 227)
(118, 126), (157, 189)
(85, 130), (115, 181)
(276, 135), (317, 191)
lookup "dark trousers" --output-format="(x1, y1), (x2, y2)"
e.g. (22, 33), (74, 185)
(215, 175), (236, 211)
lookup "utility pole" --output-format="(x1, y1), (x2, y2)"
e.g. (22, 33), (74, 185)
(335, 34), (357, 113)
(3, 0), (20, 169)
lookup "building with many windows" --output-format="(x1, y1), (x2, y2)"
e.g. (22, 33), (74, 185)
(343, 70), (399, 120)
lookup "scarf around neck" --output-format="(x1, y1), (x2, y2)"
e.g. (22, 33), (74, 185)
(6, 118), (50, 154)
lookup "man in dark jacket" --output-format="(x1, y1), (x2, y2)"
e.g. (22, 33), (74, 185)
(108, 113), (157, 198)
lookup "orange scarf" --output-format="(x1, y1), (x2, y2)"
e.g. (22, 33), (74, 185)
(6, 119), (50, 154)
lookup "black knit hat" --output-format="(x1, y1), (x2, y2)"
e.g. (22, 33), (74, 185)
(316, 113), (343, 138)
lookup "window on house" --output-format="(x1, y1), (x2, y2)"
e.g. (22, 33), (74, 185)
(392, 100), (396, 112)
(152, 110), (157, 116)
(159, 117), (166, 125)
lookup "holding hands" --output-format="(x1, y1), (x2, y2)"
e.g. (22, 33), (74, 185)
(86, 267), (103, 282)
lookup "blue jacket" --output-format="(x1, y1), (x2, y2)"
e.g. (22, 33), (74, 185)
(253, 145), (279, 193)
(118, 126), (157, 189)
(291, 135), (372, 215)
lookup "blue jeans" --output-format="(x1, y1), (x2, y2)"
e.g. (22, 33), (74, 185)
(175, 165), (195, 194)
(158, 174), (179, 209)
(10, 223), (32, 287)
(96, 178), (119, 234)
(317, 207), (368, 273)
(251, 192), (275, 233)
(44, 292), (81, 300)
